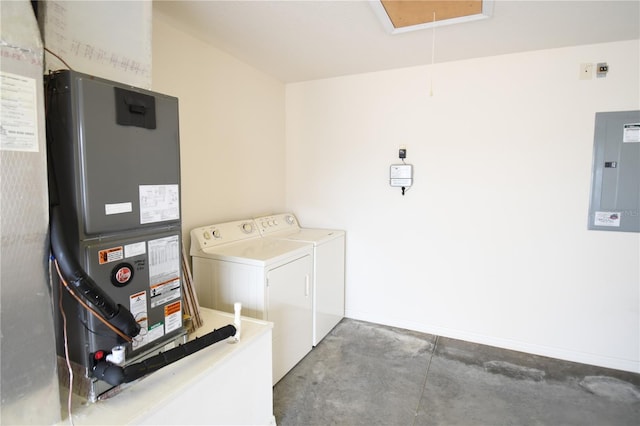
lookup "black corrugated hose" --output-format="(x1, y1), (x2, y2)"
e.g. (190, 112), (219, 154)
(49, 205), (141, 339)
(93, 324), (237, 386)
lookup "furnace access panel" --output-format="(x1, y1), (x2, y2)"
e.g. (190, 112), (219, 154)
(587, 110), (640, 232)
(46, 70), (181, 238)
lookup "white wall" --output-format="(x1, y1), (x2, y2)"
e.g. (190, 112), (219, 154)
(152, 11), (287, 247)
(286, 40), (640, 373)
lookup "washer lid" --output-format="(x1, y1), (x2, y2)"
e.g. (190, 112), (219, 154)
(196, 237), (313, 266)
(277, 228), (345, 245)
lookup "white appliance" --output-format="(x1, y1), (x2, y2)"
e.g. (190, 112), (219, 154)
(255, 213), (345, 346)
(190, 219), (313, 384)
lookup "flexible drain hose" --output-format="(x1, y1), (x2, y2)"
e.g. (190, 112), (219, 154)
(50, 205), (141, 339)
(93, 324), (237, 386)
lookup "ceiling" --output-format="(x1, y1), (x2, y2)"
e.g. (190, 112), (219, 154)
(377, 0), (485, 29)
(153, 1), (640, 83)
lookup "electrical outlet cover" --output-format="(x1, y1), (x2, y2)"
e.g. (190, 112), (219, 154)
(580, 63), (593, 80)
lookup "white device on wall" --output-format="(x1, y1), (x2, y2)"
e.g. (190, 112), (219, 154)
(390, 164), (413, 187)
(390, 147), (413, 195)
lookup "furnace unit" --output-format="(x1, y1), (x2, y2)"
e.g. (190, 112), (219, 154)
(46, 70), (186, 400)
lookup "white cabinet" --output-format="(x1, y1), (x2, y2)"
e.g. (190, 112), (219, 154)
(60, 309), (275, 425)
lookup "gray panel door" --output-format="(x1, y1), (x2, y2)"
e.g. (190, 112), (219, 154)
(588, 110), (640, 232)
(76, 75), (181, 235)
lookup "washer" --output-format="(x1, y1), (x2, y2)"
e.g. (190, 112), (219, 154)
(190, 219), (313, 384)
(255, 213), (345, 346)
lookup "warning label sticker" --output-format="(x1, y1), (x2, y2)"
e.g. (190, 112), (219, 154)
(130, 291), (147, 318)
(150, 277), (181, 308)
(130, 291), (149, 350)
(99, 246), (124, 264)
(148, 235), (181, 308)
(164, 301), (182, 333)
(129, 292), (166, 349)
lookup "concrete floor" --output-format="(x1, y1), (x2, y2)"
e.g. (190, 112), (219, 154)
(273, 319), (640, 426)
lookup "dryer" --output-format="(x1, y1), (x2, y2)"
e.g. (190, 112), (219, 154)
(255, 213), (345, 346)
(190, 219), (313, 384)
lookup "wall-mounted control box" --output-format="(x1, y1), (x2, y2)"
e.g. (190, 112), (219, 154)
(390, 164), (413, 187)
(587, 110), (640, 232)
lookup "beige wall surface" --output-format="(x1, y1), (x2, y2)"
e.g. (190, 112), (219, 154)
(152, 10), (286, 251)
(286, 40), (640, 373)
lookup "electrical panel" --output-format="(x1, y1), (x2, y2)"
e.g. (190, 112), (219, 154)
(587, 110), (640, 232)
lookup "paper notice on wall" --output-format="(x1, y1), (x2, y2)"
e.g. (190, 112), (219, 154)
(623, 123), (640, 143)
(594, 211), (621, 227)
(0, 72), (39, 152)
(139, 185), (180, 224)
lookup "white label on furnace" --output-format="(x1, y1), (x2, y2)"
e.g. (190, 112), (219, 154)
(594, 211), (621, 227)
(148, 235), (180, 284)
(148, 235), (181, 307)
(623, 123), (640, 143)
(151, 278), (182, 308)
(130, 291), (149, 350)
(164, 301), (182, 333)
(98, 246), (124, 265)
(125, 241), (146, 258)
(146, 322), (165, 344)
(0, 71), (39, 152)
(139, 184), (180, 224)
(105, 202), (132, 215)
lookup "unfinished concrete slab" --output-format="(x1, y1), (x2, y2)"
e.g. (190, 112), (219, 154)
(274, 318), (640, 426)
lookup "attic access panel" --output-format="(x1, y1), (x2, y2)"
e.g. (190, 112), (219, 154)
(371, 0), (493, 34)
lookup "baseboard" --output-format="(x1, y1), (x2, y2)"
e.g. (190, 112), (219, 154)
(344, 309), (640, 374)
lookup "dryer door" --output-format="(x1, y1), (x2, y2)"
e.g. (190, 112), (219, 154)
(267, 255), (313, 384)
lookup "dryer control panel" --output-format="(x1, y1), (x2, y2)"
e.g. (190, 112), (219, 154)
(190, 219), (259, 254)
(255, 213), (299, 236)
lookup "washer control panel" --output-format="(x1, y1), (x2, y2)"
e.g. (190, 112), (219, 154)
(190, 219), (259, 254)
(255, 213), (299, 236)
